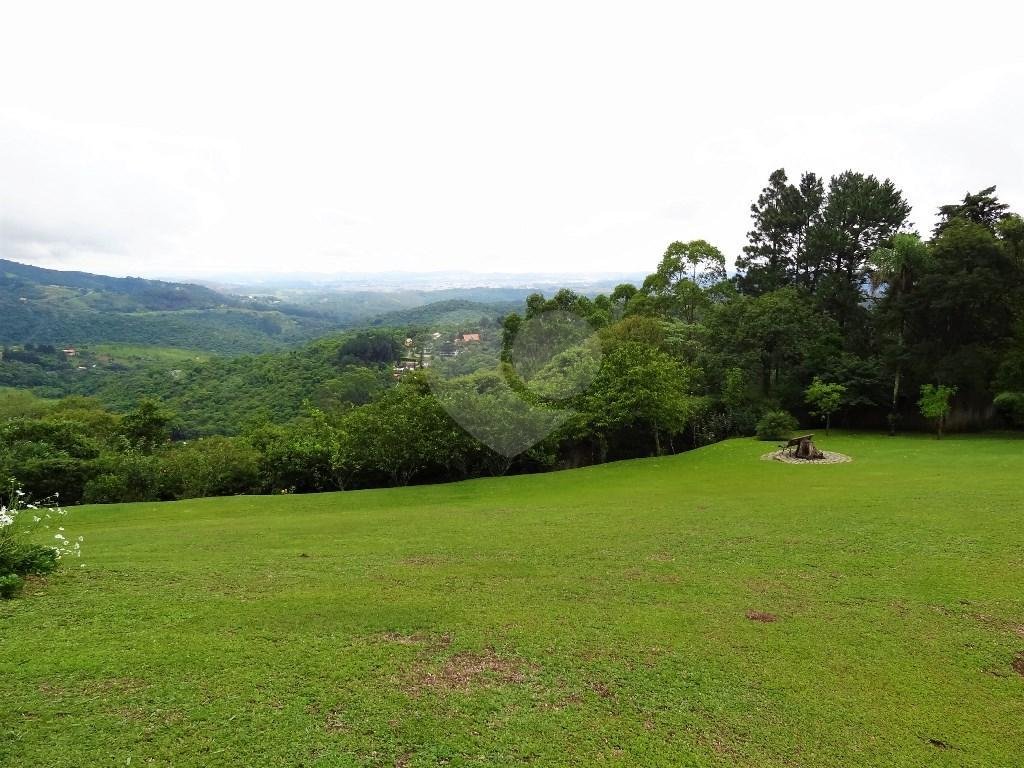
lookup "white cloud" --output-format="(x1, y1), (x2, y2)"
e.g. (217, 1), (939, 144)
(1, 0), (1022, 278)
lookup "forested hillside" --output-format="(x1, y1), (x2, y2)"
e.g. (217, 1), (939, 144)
(0, 259), (343, 353)
(3, 171), (1024, 506)
(0, 260), (520, 354)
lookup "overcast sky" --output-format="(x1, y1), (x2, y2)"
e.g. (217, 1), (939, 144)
(2, 1), (1022, 280)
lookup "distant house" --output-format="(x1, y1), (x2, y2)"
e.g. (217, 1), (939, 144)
(456, 332), (481, 344)
(62, 348), (78, 357)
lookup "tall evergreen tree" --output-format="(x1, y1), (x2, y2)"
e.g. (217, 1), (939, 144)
(934, 186), (1011, 236)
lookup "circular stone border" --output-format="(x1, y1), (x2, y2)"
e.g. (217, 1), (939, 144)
(760, 449), (852, 465)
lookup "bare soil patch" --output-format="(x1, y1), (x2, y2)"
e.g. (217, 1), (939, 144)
(375, 631), (451, 648)
(746, 610), (778, 623)
(1012, 652), (1024, 677)
(404, 648), (532, 694)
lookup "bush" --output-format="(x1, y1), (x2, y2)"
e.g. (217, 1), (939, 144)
(1, 481), (82, 598)
(993, 392), (1024, 428)
(7, 544), (58, 575)
(158, 436), (261, 500)
(82, 452), (161, 504)
(756, 410), (799, 441)
(0, 574), (24, 599)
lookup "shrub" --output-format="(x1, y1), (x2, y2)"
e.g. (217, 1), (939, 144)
(1, 480), (82, 599)
(158, 436), (261, 500)
(756, 410), (798, 441)
(918, 384), (957, 439)
(7, 544), (59, 575)
(83, 452), (161, 504)
(0, 574), (23, 599)
(993, 392), (1024, 428)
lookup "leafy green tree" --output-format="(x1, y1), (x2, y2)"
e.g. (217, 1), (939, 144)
(804, 378), (846, 434)
(702, 287), (840, 402)
(583, 342), (698, 456)
(918, 384), (957, 439)
(869, 232), (932, 423)
(610, 283), (638, 309)
(902, 219), (1021, 397)
(641, 240), (725, 322)
(342, 377), (470, 486)
(935, 186), (1011, 236)
(336, 331), (400, 367)
(0, 418), (101, 503)
(314, 367), (386, 409)
(120, 399), (174, 452)
(997, 214), (1024, 267)
(157, 436), (261, 500)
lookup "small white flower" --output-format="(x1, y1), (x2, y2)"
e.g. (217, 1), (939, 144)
(77, 536), (84, 542)
(54, 533), (66, 541)
(33, 516), (41, 523)
(58, 527), (65, 531)
(15, 490), (25, 497)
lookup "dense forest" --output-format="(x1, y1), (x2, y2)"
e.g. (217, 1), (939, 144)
(3, 169), (1023, 506)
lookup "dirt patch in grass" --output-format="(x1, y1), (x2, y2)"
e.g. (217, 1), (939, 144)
(404, 648), (533, 694)
(1013, 652), (1024, 677)
(746, 610), (778, 623)
(375, 631), (451, 648)
(400, 555), (447, 566)
(324, 709), (348, 733)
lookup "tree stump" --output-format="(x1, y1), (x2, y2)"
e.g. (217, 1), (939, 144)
(794, 436), (824, 460)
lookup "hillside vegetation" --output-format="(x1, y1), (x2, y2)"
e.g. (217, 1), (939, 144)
(0, 259), (519, 355)
(2, 434), (1022, 767)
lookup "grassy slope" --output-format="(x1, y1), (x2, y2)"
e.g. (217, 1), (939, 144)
(2, 433), (1023, 767)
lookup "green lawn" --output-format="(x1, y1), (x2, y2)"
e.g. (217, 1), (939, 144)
(3, 433), (1023, 767)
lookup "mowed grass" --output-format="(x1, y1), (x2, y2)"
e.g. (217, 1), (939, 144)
(3, 434), (1023, 767)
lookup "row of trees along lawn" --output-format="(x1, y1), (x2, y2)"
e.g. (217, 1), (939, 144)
(2, 170), (1023, 504)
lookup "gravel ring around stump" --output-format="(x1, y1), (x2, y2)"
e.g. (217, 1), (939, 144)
(760, 449), (852, 465)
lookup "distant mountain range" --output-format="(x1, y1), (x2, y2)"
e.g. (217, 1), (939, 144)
(165, 270), (645, 293)
(4, 259), (617, 354)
